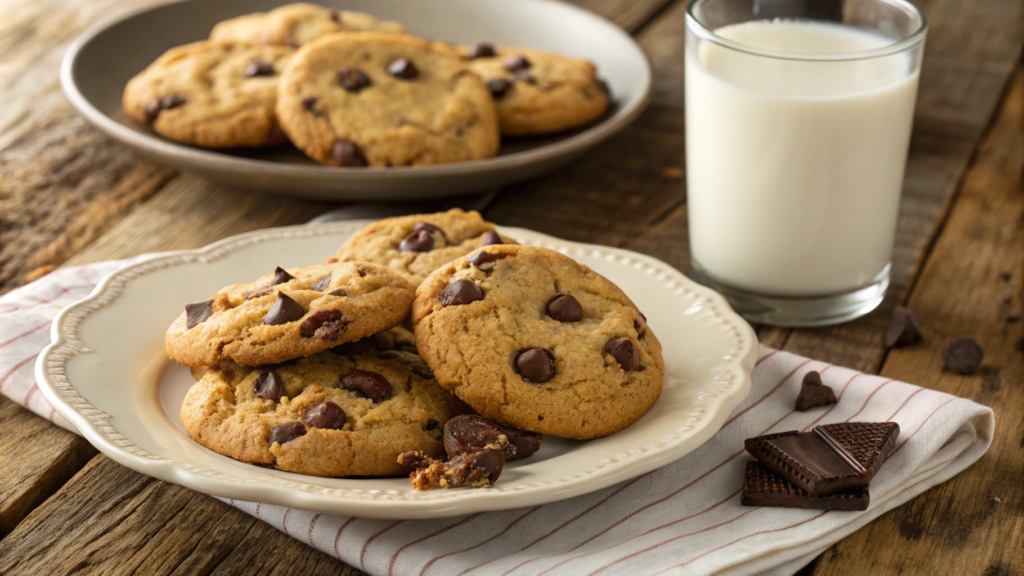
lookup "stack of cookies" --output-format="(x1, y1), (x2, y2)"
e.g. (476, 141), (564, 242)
(170, 209), (664, 489)
(124, 3), (612, 167)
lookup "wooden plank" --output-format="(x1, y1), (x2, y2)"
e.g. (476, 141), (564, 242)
(0, 455), (360, 576)
(809, 65), (1024, 576)
(0, 397), (96, 537)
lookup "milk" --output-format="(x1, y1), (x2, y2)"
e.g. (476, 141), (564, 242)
(686, 20), (919, 296)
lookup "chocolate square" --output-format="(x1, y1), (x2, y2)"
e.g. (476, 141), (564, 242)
(741, 461), (869, 511)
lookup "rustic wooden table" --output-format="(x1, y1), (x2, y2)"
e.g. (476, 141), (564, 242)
(1, 0), (1022, 573)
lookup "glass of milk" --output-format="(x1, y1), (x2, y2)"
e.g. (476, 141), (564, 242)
(685, 0), (927, 327)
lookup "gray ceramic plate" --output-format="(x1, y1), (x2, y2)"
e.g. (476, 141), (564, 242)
(61, 0), (652, 200)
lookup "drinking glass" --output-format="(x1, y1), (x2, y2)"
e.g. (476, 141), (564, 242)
(684, 0), (927, 326)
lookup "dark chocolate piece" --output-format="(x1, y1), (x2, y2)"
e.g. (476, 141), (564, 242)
(467, 43), (496, 59)
(386, 58), (418, 79)
(487, 78), (512, 99)
(440, 279), (483, 306)
(886, 306), (923, 348)
(546, 294), (583, 322)
(298, 309), (348, 340)
(271, 266), (295, 286)
(341, 369), (392, 402)
(264, 292), (305, 325)
(744, 422), (900, 496)
(942, 337), (983, 374)
(185, 300), (214, 329)
(246, 59), (275, 77)
(515, 348), (555, 382)
(253, 371), (284, 402)
(740, 461), (869, 511)
(443, 414), (541, 462)
(331, 140), (367, 167)
(305, 401), (347, 429)
(794, 370), (837, 411)
(467, 250), (506, 270)
(337, 67), (371, 92)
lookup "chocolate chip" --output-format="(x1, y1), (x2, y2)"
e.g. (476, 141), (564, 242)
(440, 279), (483, 307)
(302, 96), (322, 116)
(604, 338), (640, 371)
(634, 318), (646, 338)
(515, 348), (555, 383)
(504, 55), (531, 72)
(399, 229), (434, 252)
(313, 273), (331, 292)
(341, 369), (392, 402)
(330, 9), (340, 22)
(331, 140), (367, 167)
(413, 222), (442, 235)
(298, 309), (347, 340)
(487, 78), (512, 99)
(886, 306), (923, 348)
(386, 58), (418, 79)
(271, 266), (295, 286)
(264, 292), (305, 325)
(794, 371), (837, 411)
(466, 250), (506, 271)
(269, 422), (306, 446)
(160, 95), (186, 110)
(246, 59), (275, 77)
(468, 43), (496, 59)
(253, 371), (284, 402)
(446, 392), (476, 417)
(185, 300), (214, 329)
(479, 231), (503, 246)
(546, 294), (582, 322)
(326, 288), (347, 297)
(305, 401), (347, 429)
(942, 338), (984, 374)
(143, 99), (162, 122)
(337, 67), (371, 92)
(1000, 271), (1012, 281)
(426, 419), (440, 431)
(443, 414), (541, 461)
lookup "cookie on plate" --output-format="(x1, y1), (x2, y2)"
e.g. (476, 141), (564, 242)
(210, 3), (405, 47)
(181, 349), (452, 477)
(123, 41), (294, 148)
(446, 43), (610, 136)
(276, 32), (500, 167)
(165, 262), (414, 367)
(412, 245), (664, 439)
(329, 209), (514, 286)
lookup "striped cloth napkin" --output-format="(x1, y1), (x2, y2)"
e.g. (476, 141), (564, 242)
(0, 258), (994, 576)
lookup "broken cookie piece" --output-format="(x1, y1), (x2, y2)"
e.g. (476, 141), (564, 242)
(398, 448), (504, 490)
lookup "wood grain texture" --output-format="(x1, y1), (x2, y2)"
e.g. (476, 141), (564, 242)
(0, 397), (96, 537)
(0, 456), (362, 576)
(810, 66), (1024, 576)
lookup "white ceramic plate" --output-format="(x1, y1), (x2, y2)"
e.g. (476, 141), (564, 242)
(36, 223), (756, 519)
(61, 0), (651, 200)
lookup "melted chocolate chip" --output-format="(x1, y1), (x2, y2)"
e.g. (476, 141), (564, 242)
(504, 55), (531, 72)
(341, 369), (392, 402)
(479, 231), (503, 246)
(604, 338), (640, 371)
(185, 300), (214, 329)
(160, 95), (186, 110)
(264, 292), (305, 325)
(271, 266), (295, 286)
(399, 229), (434, 252)
(253, 371), (284, 402)
(546, 294), (583, 322)
(269, 422), (306, 445)
(331, 140), (367, 167)
(305, 401), (346, 429)
(439, 279), (483, 307)
(386, 58), (418, 79)
(487, 78), (512, 99)
(143, 99), (162, 122)
(942, 338), (984, 374)
(246, 59), (275, 77)
(313, 273), (331, 292)
(466, 250), (506, 271)
(443, 414), (541, 461)
(337, 67), (371, 92)
(515, 348), (555, 383)
(468, 43), (496, 59)
(299, 309), (348, 340)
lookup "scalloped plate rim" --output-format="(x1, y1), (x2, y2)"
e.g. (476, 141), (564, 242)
(36, 222), (756, 519)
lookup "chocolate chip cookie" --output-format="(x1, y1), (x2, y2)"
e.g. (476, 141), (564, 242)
(412, 245), (663, 439)
(123, 41), (294, 148)
(329, 209), (514, 286)
(276, 32), (500, 167)
(210, 3), (405, 47)
(165, 262), (414, 367)
(443, 43), (610, 136)
(181, 349), (452, 477)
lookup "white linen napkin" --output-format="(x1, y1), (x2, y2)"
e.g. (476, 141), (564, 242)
(0, 259), (994, 576)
